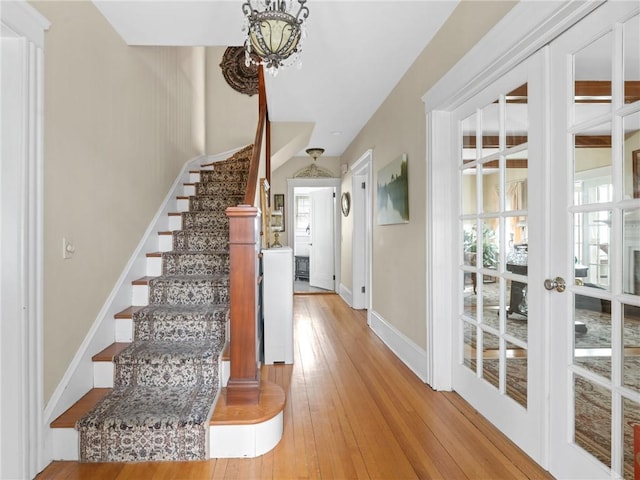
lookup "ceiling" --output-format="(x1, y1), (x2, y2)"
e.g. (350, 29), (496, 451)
(92, 1), (459, 157)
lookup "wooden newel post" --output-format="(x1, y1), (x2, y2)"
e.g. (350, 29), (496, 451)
(226, 205), (261, 405)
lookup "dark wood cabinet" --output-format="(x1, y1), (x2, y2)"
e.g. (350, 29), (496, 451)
(295, 256), (309, 281)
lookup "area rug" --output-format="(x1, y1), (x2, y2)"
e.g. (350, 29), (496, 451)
(76, 145), (252, 462)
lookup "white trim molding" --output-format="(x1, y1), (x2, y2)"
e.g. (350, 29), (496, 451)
(370, 310), (428, 383)
(1, 2), (50, 477)
(350, 149), (372, 314)
(339, 283), (353, 307)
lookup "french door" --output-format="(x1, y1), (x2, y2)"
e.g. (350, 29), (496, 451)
(454, 2), (640, 477)
(548, 3), (640, 478)
(454, 49), (547, 463)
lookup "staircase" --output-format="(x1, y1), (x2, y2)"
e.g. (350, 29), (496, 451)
(50, 146), (285, 461)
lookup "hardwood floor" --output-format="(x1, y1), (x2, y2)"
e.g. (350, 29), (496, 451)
(37, 294), (552, 479)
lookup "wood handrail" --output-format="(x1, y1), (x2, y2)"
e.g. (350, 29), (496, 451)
(244, 67), (271, 205)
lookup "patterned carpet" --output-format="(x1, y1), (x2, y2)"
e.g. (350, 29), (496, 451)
(76, 146), (252, 462)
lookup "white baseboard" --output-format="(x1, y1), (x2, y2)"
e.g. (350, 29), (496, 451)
(339, 283), (353, 307)
(369, 310), (428, 382)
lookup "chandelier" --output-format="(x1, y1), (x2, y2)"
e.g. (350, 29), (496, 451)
(242, 0), (309, 75)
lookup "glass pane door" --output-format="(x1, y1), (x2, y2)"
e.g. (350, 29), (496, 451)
(455, 50), (546, 463)
(549, 4), (640, 478)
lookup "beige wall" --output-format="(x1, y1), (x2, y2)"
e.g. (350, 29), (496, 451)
(270, 156), (342, 247)
(31, 1), (205, 402)
(340, 1), (516, 349)
(205, 47), (257, 155)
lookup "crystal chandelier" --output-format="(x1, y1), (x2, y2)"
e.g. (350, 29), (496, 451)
(242, 0), (309, 75)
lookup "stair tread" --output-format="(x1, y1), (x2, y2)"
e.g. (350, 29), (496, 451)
(115, 306), (142, 319)
(211, 379), (285, 426)
(51, 388), (111, 428)
(92, 342), (131, 361)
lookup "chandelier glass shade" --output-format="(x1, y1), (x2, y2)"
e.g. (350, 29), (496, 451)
(242, 0), (309, 75)
(305, 147), (324, 161)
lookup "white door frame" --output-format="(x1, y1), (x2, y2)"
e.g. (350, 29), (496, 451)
(351, 149), (372, 314)
(1, 2), (50, 478)
(287, 177), (341, 292)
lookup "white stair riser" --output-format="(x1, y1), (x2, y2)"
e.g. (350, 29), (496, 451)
(184, 185), (196, 196)
(158, 233), (173, 252)
(147, 256), (162, 277)
(189, 172), (200, 183)
(209, 413), (283, 458)
(93, 362), (114, 388)
(176, 198), (189, 212)
(132, 285), (149, 306)
(168, 215), (182, 231)
(115, 319), (133, 342)
(51, 429), (79, 461)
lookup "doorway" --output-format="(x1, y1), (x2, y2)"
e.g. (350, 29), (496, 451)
(287, 178), (341, 294)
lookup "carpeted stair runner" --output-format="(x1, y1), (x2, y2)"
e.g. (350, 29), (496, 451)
(77, 146), (252, 462)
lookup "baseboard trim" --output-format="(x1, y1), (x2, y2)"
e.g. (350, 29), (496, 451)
(339, 284), (353, 307)
(369, 310), (428, 382)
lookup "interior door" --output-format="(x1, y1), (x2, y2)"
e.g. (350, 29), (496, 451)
(548, 3), (640, 478)
(309, 187), (335, 291)
(454, 50), (546, 463)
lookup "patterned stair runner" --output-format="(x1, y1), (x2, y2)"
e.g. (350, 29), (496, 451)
(76, 146), (252, 462)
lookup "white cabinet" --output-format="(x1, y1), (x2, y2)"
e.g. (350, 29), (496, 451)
(262, 247), (293, 364)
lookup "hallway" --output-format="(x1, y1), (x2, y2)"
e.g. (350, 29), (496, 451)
(38, 294), (551, 479)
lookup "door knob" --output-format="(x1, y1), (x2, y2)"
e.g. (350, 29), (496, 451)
(544, 276), (566, 293)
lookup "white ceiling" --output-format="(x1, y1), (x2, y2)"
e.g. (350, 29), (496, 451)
(93, 1), (459, 156)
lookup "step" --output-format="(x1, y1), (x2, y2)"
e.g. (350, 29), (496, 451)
(146, 252), (163, 276)
(176, 196), (190, 212)
(168, 212), (182, 231)
(50, 378), (285, 460)
(50, 388), (111, 461)
(92, 342), (130, 388)
(183, 183), (196, 196)
(209, 379), (286, 458)
(131, 276), (152, 307)
(158, 231), (173, 252)
(114, 306), (141, 342)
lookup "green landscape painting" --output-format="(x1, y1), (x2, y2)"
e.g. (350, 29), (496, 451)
(377, 153), (409, 225)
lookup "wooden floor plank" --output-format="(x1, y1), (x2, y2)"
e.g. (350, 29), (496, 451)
(37, 294), (551, 480)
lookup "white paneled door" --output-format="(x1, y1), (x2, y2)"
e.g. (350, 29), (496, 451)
(309, 187), (335, 291)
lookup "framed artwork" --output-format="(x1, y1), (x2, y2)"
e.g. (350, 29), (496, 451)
(634, 150), (640, 199)
(273, 194), (285, 231)
(377, 153), (409, 225)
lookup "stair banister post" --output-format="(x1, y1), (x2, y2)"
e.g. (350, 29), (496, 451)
(225, 205), (261, 405)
